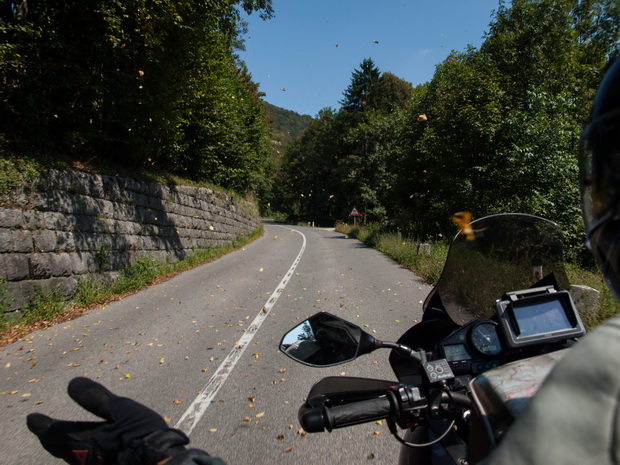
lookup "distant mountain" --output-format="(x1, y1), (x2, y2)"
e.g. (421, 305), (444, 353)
(264, 103), (312, 159)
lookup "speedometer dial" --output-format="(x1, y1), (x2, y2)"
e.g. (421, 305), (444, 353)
(470, 322), (501, 358)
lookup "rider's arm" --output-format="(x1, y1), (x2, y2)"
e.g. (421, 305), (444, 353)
(484, 315), (620, 464)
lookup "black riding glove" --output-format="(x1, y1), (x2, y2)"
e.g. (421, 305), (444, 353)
(27, 377), (192, 465)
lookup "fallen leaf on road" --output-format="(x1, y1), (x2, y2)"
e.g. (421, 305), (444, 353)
(243, 416), (252, 422)
(283, 446), (294, 453)
(256, 412), (265, 418)
(209, 428), (218, 433)
(173, 399), (182, 404)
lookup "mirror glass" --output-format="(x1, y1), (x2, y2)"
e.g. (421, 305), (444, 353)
(280, 313), (362, 366)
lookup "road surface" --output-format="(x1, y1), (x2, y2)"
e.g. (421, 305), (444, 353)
(0, 222), (431, 464)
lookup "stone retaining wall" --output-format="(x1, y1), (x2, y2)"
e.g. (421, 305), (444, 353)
(0, 170), (261, 311)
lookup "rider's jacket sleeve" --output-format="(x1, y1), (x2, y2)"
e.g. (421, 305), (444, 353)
(484, 315), (620, 465)
(166, 449), (228, 465)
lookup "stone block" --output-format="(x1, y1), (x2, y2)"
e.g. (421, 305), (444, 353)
(29, 254), (52, 279)
(0, 209), (24, 228)
(51, 253), (74, 277)
(569, 284), (600, 318)
(9, 229), (34, 253)
(6, 254), (30, 281)
(417, 243), (431, 256)
(32, 230), (56, 253)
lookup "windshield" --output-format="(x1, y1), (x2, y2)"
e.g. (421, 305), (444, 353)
(425, 214), (569, 325)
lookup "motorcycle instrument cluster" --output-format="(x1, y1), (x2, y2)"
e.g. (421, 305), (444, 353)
(440, 320), (502, 375)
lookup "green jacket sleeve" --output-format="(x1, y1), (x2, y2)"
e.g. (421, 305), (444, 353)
(484, 316), (620, 464)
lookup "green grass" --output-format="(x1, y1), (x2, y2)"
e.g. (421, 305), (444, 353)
(0, 226), (263, 339)
(336, 222), (620, 330)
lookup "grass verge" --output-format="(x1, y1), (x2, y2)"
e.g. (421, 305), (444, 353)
(0, 226), (263, 345)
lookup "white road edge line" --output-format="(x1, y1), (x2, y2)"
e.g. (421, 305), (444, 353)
(175, 226), (307, 435)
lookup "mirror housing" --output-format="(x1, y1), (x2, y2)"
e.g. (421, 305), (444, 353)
(280, 312), (378, 367)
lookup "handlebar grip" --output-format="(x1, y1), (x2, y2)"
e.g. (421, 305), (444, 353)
(299, 396), (392, 433)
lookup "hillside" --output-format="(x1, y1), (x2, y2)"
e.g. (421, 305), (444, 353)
(265, 103), (312, 158)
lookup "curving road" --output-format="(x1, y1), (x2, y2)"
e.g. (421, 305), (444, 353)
(0, 221), (431, 464)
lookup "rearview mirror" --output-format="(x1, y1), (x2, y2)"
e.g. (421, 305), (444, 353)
(280, 312), (375, 367)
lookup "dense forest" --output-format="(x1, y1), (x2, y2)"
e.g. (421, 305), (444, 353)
(272, 0), (619, 262)
(1, 0), (619, 263)
(265, 103), (312, 158)
(1, 0), (275, 198)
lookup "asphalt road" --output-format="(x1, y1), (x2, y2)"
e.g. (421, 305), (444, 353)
(0, 222), (431, 464)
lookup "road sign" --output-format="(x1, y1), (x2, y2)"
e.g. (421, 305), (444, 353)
(349, 206), (360, 217)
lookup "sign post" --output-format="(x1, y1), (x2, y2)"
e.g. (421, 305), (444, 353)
(349, 206), (361, 225)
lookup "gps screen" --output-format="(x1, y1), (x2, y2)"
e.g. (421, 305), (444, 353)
(513, 298), (572, 337)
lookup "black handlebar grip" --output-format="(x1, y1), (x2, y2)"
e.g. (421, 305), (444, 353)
(299, 397), (392, 433)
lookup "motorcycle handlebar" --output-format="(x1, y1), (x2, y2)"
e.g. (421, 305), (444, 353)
(299, 396), (393, 433)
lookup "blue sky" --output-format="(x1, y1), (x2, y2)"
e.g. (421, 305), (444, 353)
(239, 0), (503, 117)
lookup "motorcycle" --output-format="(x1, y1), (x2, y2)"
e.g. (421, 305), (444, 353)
(279, 213), (587, 464)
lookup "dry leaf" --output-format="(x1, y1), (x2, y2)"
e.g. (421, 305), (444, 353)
(277, 368), (286, 373)
(248, 396), (256, 402)
(256, 412), (265, 418)
(243, 416), (252, 422)
(173, 399), (182, 404)
(209, 428), (218, 433)
(283, 446), (294, 453)
(276, 434), (285, 440)
(373, 431), (382, 436)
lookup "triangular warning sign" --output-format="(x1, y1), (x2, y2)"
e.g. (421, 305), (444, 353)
(349, 206), (360, 216)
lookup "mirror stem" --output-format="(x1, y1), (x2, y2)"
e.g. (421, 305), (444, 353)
(378, 341), (427, 363)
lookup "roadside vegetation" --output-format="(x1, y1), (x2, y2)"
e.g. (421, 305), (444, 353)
(0, 226), (262, 344)
(336, 222), (620, 330)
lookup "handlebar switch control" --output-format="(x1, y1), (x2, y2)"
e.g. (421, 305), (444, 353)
(423, 358), (455, 384)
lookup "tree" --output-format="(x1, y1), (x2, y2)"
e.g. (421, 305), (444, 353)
(0, 0), (274, 197)
(340, 58), (382, 112)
